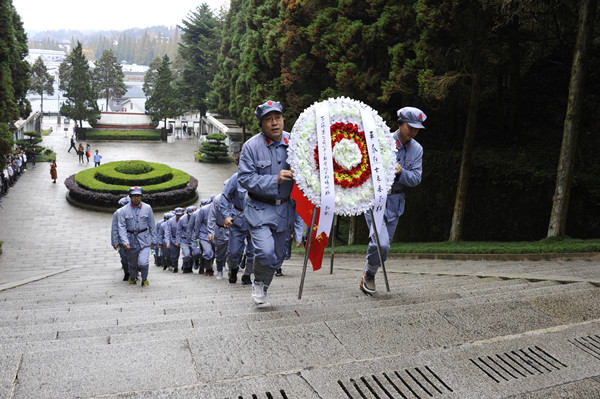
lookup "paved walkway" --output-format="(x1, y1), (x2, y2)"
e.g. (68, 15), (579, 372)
(1, 124), (600, 398)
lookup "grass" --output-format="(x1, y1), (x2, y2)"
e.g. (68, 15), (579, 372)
(292, 237), (600, 255)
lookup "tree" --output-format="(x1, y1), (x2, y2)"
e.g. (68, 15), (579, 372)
(145, 55), (180, 126)
(198, 133), (229, 161)
(60, 42), (100, 127)
(29, 56), (55, 115)
(92, 49), (127, 111)
(142, 56), (162, 97)
(176, 3), (221, 117)
(547, 0), (598, 237)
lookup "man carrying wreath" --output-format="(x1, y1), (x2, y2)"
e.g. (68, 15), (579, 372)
(361, 107), (427, 296)
(238, 100), (296, 306)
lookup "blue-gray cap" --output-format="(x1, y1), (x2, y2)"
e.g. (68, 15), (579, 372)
(255, 100), (283, 123)
(186, 205), (197, 214)
(397, 107), (427, 129)
(200, 198), (211, 206)
(118, 196), (130, 206)
(174, 207), (185, 215)
(128, 186), (144, 195)
(163, 212), (171, 220)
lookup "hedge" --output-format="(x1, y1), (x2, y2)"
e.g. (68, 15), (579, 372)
(74, 161), (189, 194)
(85, 130), (161, 141)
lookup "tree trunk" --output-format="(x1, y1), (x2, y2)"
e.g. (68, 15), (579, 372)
(547, 0), (597, 237)
(449, 58), (483, 242)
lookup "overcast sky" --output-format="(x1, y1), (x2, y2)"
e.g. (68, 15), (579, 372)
(12, 0), (229, 32)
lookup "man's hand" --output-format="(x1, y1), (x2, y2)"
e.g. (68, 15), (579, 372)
(113, 245), (119, 250)
(166, 243), (170, 249)
(278, 169), (294, 185)
(224, 217), (233, 228)
(124, 244), (130, 250)
(296, 240), (302, 247)
(208, 235), (214, 242)
(175, 244), (180, 247)
(395, 162), (402, 174)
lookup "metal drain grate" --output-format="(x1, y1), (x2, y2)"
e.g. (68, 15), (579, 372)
(338, 366), (453, 398)
(569, 335), (600, 360)
(470, 346), (567, 383)
(229, 391), (288, 399)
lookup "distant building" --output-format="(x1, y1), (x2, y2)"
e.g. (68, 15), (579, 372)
(92, 98), (157, 130)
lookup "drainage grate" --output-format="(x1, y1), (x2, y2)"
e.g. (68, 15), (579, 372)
(338, 366), (453, 398)
(569, 335), (600, 360)
(470, 346), (567, 383)
(229, 391), (288, 399)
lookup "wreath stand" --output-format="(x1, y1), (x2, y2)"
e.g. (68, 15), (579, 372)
(297, 206), (390, 299)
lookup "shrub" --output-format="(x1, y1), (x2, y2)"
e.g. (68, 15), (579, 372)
(85, 130), (161, 141)
(198, 133), (229, 161)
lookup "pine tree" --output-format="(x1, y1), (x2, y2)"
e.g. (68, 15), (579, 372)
(145, 55), (180, 126)
(60, 42), (101, 127)
(29, 56), (55, 115)
(92, 49), (127, 111)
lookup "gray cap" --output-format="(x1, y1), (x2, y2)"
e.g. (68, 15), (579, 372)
(128, 186), (144, 195)
(255, 100), (283, 123)
(118, 196), (130, 206)
(186, 205), (197, 214)
(174, 207), (185, 215)
(397, 107), (427, 129)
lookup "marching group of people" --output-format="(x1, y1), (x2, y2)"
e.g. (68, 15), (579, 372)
(110, 99), (426, 306)
(1, 150), (33, 200)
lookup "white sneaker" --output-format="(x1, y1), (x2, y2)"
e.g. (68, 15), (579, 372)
(216, 271), (223, 280)
(257, 293), (271, 308)
(251, 281), (266, 304)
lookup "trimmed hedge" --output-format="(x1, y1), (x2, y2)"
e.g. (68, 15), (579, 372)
(74, 161), (189, 194)
(85, 130), (161, 141)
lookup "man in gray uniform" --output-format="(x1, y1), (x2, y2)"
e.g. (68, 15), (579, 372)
(117, 186), (156, 286)
(164, 207), (184, 273)
(361, 107), (426, 296)
(111, 196), (130, 281)
(178, 205), (197, 273)
(207, 193), (229, 280)
(238, 100), (296, 305)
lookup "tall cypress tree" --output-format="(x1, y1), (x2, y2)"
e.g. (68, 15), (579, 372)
(92, 49), (127, 111)
(60, 42), (101, 127)
(145, 55), (180, 126)
(29, 56), (55, 115)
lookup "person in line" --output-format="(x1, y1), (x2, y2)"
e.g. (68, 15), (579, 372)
(117, 186), (156, 286)
(78, 143), (85, 163)
(111, 196), (131, 281)
(222, 171), (254, 284)
(191, 199), (215, 276)
(67, 135), (77, 153)
(207, 193), (229, 280)
(177, 205), (197, 273)
(85, 144), (91, 163)
(237, 100), (296, 306)
(360, 106), (426, 296)
(164, 207), (184, 273)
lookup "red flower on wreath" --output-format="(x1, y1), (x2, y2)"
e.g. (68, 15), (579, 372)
(314, 122), (371, 189)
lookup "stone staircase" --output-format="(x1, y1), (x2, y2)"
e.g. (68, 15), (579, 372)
(2, 256), (600, 398)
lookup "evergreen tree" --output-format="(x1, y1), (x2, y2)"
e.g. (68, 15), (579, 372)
(176, 3), (221, 117)
(199, 133), (229, 161)
(145, 55), (180, 126)
(29, 56), (55, 115)
(92, 49), (127, 111)
(10, 6), (31, 119)
(142, 56), (162, 97)
(60, 42), (101, 127)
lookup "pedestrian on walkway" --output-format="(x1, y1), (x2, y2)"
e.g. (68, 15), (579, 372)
(78, 144), (84, 163)
(50, 160), (57, 183)
(208, 193), (229, 280)
(85, 144), (91, 163)
(112, 196), (131, 281)
(67, 135), (77, 153)
(164, 207), (185, 273)
(30, 148), (36, 168)
(360, 106), (426, 296)
(117, 186), (156, 286)
(94, 150), (102, 167)
(238, 100), (295, 306)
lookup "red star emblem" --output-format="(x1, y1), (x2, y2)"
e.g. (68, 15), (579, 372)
(267, 101), (273, 105)
(419, 113), (423, 120)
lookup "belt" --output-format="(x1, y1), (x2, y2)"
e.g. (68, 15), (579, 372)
(127, 228), (148, 234)
(217, 223), (225, 228)
(390, 189), (404, 194)
(234, 204), (244, 212)
(249, 192), (289, 206)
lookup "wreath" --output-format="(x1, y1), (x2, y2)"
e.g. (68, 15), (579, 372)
(288, 97), (397, 216)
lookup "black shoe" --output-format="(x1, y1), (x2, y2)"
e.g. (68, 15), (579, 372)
(275, 268), (283, 277)
(123, 273), (130, 281)
(182, 268), (192, 274)
(241, 274), (251, 285)
(173, 267), (178, 273)
(163, 264), (168, 270)
(228, 267), (239, 284)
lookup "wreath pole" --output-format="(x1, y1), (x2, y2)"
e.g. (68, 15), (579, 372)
(298, 205), (318, 300)
(329, 214), (337, 274)
(369, 208), (390, 292)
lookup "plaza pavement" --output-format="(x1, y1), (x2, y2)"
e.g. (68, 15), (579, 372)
(0, 123), (600, 398)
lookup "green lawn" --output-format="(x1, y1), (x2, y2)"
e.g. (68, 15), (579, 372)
(85, 130), (161, 140)
(293, 237), (600, 254)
